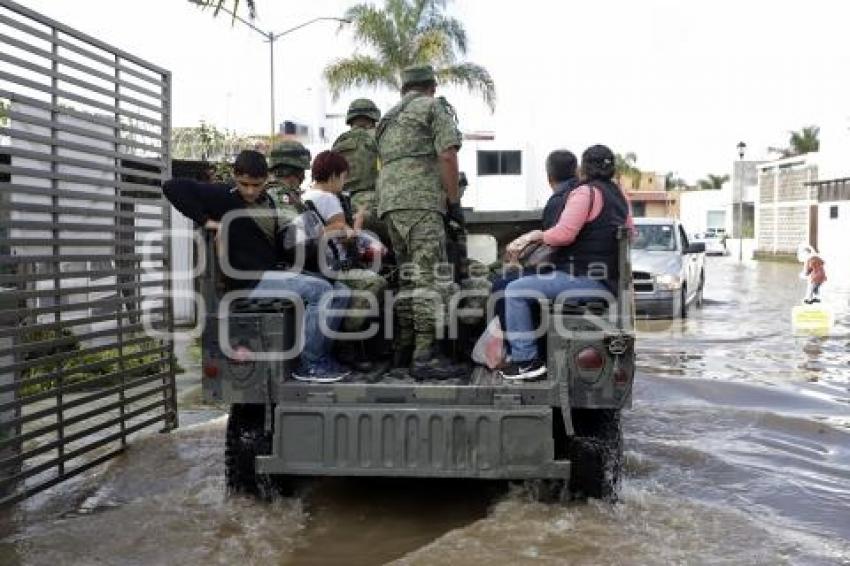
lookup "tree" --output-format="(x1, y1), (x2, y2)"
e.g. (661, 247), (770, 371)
(323, 0), (496, 111)
(614, 152), (640, 189)
(665, 172), (686, 191)
(697, 174), (729, 191)
(768, 125), (820, 158)
(188, 0), (256, 21)
(0, 99), (7, 127)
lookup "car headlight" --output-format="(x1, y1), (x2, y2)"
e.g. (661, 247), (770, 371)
(654, 274), (682, 290)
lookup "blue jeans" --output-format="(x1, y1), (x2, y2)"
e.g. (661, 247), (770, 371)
(505, 271), (608, 362)
(251, 272), (350, 365)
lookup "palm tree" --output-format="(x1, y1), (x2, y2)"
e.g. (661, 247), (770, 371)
(323, 0), (496, 111)
(188, 0), (256, 21)
(769, 125), (820, 158)
(697, 174), (729, 191)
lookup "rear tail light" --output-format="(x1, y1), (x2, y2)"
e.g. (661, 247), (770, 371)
(614, 367), (631, 386)
(202, 363), (219, 378)
(232, 345), (252, 363)
(576, 347), (605, 370)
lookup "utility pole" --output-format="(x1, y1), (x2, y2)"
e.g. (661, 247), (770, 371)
(736, 141), (747, 262)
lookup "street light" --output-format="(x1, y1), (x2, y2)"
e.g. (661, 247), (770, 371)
(736, 141), (747, 262)
(210, 6), (350, 141)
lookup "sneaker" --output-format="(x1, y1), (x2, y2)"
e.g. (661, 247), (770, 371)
(292, 359), (351, 383)
(410, 347), (468, 381)
(499, 359), (547, 381)
(811, 297), (821, 304)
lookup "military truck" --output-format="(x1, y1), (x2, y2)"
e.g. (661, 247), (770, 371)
(199, 211), (635, 502)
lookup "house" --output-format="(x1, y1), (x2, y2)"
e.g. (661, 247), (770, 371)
(811, 178), (850, 285)
(620, 171), (677, 218)
(678, 186), (729, 236)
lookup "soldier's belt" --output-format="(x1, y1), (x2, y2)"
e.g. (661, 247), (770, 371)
(380, 152), (437, 166)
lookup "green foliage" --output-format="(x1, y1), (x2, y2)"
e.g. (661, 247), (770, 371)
(0, 98), (7, 127)
(664, 173), (686, 191)
(769, 125), (820, 158)
(697, 174), (729, 191)
(324, 0), (496, 111)
(614, 152), (640, 188)
(19, 329), (174, 397)
(188, 0), (256, 20)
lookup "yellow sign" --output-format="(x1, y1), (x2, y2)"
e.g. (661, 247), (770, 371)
(791, 305), (834, 336)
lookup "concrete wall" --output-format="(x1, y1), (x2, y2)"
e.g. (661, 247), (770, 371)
(459, 139), (541, 211)
(818, 201), (850, 289)
(755, 156), (818, 258)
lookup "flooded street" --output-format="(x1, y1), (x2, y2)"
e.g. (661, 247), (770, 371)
(1, 257), (849, 565)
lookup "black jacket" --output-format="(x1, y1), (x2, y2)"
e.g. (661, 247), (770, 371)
(163, 178), (281, 288)
(542, 177), (581, 230)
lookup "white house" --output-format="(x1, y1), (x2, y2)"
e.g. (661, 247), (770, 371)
(678, 186), (730, 236)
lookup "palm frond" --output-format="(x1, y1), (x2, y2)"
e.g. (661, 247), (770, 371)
(412, 28), (456, 65)
(324, 56), (399, 100)
(436, 63), (496, 112)
(343, 3), (403, 67)
(419, 14), (467, 55)
(188, 0), (256, 21)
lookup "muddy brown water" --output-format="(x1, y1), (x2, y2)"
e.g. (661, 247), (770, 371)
(1, 258), (848, 565)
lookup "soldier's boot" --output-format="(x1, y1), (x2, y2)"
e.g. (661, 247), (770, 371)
(410, 346), (468, 381)
(392, 346), (414, 369)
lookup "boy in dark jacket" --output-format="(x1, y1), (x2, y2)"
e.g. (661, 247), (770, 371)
(163, 150), (351, 382)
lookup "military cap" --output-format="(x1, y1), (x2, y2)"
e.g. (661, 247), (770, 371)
(346, 98), (381, 125)
(269, 139), (311, 171)
(401, 64), (436, 88)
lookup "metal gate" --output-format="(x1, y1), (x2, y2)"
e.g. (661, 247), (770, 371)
(0, 0), (176, 506)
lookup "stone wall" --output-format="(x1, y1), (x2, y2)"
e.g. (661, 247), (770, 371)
(756, 163), (817, 258)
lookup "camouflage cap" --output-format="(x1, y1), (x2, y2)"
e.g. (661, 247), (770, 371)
(401, 64), (436, 88)
(269, 139), (311, 171)
(346, 98), (381, 125)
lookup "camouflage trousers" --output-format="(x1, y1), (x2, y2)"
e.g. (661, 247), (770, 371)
(351, 190), (390, 246)
(384, 210), (449, 355)
(338, 268), (387, 332)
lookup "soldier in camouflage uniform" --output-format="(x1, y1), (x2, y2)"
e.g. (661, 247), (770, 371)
(331, 99), (389, 245)
(375, 64), (467, 380)
(266, 139), (312, 222)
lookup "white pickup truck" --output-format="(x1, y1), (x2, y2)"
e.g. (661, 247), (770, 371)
(631, 217), (706, 318)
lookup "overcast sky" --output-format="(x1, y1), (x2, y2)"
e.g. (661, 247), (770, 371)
(16, 0), (850, 183)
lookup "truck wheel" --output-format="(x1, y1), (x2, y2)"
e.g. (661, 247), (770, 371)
(527, 478), (566, 503)
(225, 404), (278, 500)
(566, 409), (623, 501)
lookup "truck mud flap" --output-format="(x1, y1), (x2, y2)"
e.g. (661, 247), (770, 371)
(256, 405), (569, 480)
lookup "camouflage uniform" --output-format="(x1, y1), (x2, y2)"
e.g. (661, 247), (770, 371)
(332, 99), (389, 244)
(266, 140), (311, 222)
(376, 66), (463, 357)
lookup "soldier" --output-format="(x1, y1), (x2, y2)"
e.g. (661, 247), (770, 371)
(266, 139), (312, 223)
(331, 99), (389, 245)
(375, 64), (466, 380)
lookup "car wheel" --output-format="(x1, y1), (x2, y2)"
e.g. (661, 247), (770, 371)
(680, 286), (689, 318)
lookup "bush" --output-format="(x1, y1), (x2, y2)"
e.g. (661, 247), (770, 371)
(19, 329), (174, 397)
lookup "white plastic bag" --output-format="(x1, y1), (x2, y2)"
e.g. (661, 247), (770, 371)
(472, 318), (507, 370)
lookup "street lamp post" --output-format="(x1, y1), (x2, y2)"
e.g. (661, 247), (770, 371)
(736, 141), (747, 262)
(210, 7), (349, 142)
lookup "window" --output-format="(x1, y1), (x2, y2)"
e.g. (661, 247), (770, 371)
(632, 202), (646, 217)
(678, 225), (690, 251)
(830, 205), (839, 219)
(477, 150), (522, 176)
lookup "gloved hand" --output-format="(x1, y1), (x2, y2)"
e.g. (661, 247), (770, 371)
(447, 201), (465, 227)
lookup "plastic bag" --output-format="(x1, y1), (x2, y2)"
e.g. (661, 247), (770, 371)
(472, 318), (507, 370)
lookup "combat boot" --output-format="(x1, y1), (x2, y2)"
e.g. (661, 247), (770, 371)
(410, 346), (468, 381)
(392, 346), (413, 369)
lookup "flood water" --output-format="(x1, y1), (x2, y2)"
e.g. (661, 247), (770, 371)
(1, 257), (848, 565)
